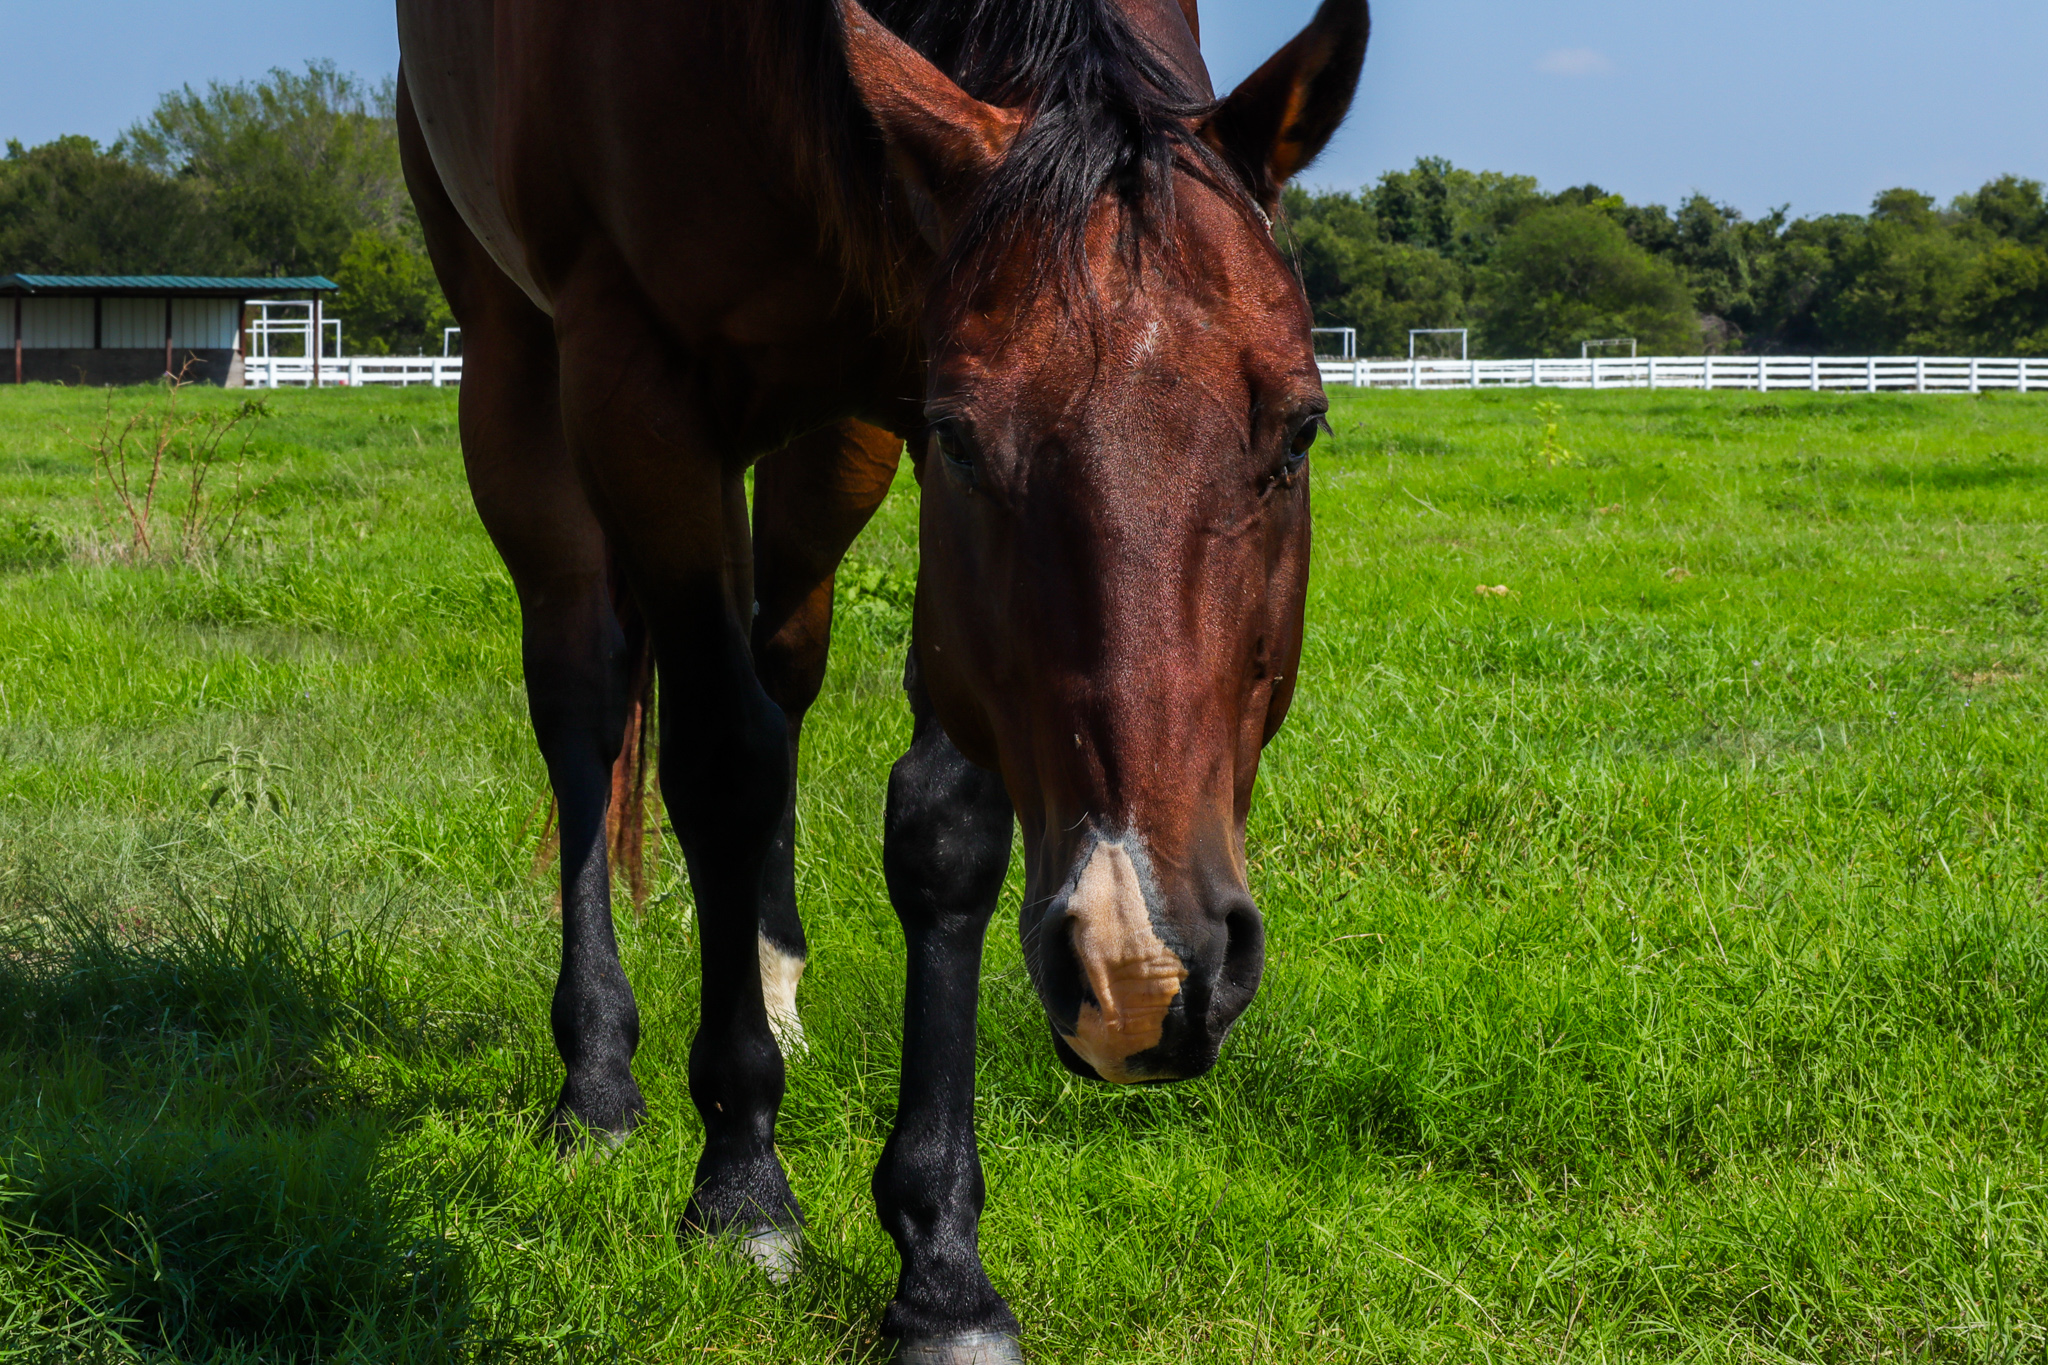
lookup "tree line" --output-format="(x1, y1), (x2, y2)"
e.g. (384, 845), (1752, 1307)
(1285, 157), (2048, 358)
(5, 65), (2044, 360)
(0, 64), (449, 356)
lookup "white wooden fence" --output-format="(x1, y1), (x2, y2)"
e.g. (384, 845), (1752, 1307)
(1318, 354), (2048, 393)
(247, 353), (2048, 395)
(243, 355), (462, 388)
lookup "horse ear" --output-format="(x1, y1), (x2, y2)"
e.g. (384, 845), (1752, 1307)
(1201, 0), (1370, 211)
(839, 0), (1023, 250)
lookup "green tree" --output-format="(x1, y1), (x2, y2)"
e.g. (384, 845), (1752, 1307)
(1260, 159), (2048, 358)
(1664, 195), (1789, 350)
(331, 227), (454, 357)
(1283, 188), (1468, 354)
(1477, 205), (1700, 357)
(1745, 212), (1858, 351)
(1953, 242), (2048, 354)
(0, 136), (225, 274)
(1955, 175), (2046, 247)
(123, 62), (409, 278)
(1369, 157), (1543, 265)
(120, 62), (450, 353)
(1793, 190), (1978, 353)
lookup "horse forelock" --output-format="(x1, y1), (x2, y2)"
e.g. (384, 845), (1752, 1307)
(755, 0), (1249, 323)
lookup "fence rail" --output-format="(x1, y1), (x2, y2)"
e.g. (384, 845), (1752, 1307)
(244, 355), (462, 388)
(1318, 354), (2048, 394)
(247, 353), (2048, 395)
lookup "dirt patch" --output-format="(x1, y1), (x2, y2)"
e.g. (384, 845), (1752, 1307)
(1952, 668), (2024, 689)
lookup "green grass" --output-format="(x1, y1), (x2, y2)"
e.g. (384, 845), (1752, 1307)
(0, 380), (2043, 1362)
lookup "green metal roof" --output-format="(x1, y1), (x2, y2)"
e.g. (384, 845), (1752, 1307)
(0, 274), (338, 297)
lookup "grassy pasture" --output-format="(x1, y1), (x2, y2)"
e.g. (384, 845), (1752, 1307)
(0, 380), (2042, 1363)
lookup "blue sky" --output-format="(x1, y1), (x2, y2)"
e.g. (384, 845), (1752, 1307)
(8, 0), (2043, 220)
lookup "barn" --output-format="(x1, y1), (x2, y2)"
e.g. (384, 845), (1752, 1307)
(2, 275), (338, 387)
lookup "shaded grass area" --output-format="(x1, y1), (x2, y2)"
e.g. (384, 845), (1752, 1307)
(0, 382), (2042, 1361)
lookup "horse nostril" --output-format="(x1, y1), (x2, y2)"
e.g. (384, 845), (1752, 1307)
(1219, 900), (1265, 998)
(1031, 906), (1088, 1029)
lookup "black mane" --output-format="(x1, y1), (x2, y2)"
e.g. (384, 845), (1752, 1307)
(764, 0), (1233, 313)
(877, 0), (1216, 289)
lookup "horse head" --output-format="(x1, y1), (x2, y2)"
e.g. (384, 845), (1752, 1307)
(843, 0), (1369, 1083)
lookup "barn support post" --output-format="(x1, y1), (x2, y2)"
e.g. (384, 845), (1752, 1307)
(312, 296), (323, 388)
(163, 297), (174, 379)
(12, 296), (20, 385)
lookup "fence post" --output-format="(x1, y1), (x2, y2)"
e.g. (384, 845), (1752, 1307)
(1809, 356), (1819, 391)
(1409, 357), (1418, 391)
(1969, 357), (1979, 394)
(2023, 359), (2032, 395)
(1648, 356), (1657, 391)
(1916, 356), (1925, 393)
(1867, 356), (1876, 393)
(1756, 357), (1766, 393)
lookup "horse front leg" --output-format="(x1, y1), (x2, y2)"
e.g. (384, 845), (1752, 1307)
(874, 658), (1022, 1364)
(467, 348), (646, 1147)
(405, 149), (646, 1144)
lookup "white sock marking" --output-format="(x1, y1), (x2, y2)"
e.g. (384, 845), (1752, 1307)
(758, 931), (808, 1057)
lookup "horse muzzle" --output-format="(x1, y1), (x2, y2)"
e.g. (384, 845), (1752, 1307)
(1029, 834), (1264, 1084)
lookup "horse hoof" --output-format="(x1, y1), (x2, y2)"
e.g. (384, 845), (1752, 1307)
(891, 1331), (1026, 1365)
(739, 1223), (802, 1283)
(549, 1114), (634, 1162)
(681, 1217), (805, 1284)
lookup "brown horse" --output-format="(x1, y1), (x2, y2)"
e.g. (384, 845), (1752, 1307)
(396, 0), (1366, 1356)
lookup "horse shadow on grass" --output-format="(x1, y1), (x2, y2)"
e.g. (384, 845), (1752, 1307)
(0, 864), (986, 1362)
(0, 874), (502, 1360)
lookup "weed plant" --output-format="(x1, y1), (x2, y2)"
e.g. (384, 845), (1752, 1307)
(0, 382), (2041, 1361)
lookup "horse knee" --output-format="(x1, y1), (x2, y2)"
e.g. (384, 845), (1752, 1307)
(883, 727), (1012, 924)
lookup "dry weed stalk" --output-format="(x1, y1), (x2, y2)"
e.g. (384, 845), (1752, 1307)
(83, 367), (271, 565)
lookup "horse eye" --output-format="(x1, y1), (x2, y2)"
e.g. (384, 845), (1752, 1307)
(1289, 415), (1323, 459)
(931, 421), (974, 476)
